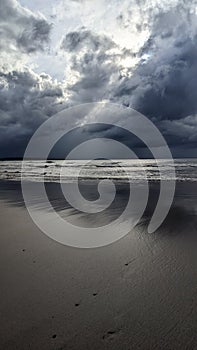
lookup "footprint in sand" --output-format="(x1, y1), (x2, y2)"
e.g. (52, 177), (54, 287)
(102, 330), (120, 340)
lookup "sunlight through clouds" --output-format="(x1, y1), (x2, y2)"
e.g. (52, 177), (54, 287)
(1, 0), (197, 157)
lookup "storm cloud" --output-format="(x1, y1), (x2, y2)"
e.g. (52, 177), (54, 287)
(60, 3), (197, 155)
(0, 0), (197, 157)
(0, 69), (65, 157)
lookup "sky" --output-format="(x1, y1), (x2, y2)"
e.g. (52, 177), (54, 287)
(0, 0), (197, 158)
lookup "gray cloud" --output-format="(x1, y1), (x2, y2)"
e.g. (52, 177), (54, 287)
(59, 4), (197, 155)
(128, 8), (197, 121)
(119, 6), (197, 152)
(1, 0), (197, 157)
(0, 0), (60, 157)
(0, 69), (65, 157)
(61, 29), (121, 104)
(0, 0), (51, 55)
(112, 7), (197, 143)
(61, 29), (115, 52)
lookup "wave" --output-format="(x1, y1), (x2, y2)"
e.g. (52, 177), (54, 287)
(0, 159), (197, 183)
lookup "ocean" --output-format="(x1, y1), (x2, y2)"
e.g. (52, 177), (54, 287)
(1, 158), (197, 182)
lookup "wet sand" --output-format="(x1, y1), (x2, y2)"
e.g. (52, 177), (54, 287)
(0, 181), (197, 349)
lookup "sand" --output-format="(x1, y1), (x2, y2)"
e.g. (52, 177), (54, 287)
(0, 181), (197, 349)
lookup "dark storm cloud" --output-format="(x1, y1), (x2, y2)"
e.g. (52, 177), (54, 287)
(0, 0), (51, 54)
(0, 0), (62, 157)
(59, 4), (197, 155)
(61, 7), (197, 120)
(128, 10), (197, 122)
(0, 69), (65, 157)
(1, 0), (197, 158)
(54, 5), (195, 157)
(110, 5), (197, 153)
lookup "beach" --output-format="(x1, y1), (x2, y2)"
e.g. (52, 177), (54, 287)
(1, 0), (197, 347)
(0, 178), (197, 349)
